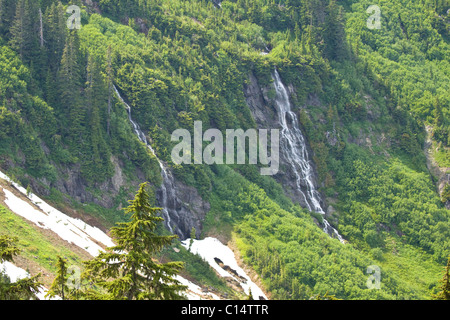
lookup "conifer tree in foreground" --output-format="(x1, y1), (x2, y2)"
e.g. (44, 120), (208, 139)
(82, 183), (187, 300)
(45, 256), (69, 300)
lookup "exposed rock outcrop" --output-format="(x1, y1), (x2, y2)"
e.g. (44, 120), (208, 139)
(424, 126), (450, 209)
(156, 171), (210, 240)
(243, 71), (325, 211)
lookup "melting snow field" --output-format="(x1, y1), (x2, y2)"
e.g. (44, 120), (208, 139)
(0, 170), (229, 300)
(0, 171), (115, 257)
(0, 261), (52, 300)
(181, 237), (267, 300)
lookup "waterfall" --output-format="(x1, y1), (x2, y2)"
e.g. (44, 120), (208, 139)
(272, 70), (345, 244)
(113, 85), (175, 234)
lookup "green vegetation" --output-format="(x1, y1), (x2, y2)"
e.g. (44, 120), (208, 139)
(434, 256), (450, 300)
(345, 0), (450, 163)
(45, 256), (72, 300)
(81, 183), (186, 300)
(206, 164), (444, 299)
(0, 0), (448, 300)
(0, 234), (42, 300)
(0, 204), (86, 276)
(337, 158), (449, 263)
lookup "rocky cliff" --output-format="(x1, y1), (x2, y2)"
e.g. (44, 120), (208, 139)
(243, 71), (326, 212)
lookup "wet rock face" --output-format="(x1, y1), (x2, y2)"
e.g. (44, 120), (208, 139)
(155, 172), (210, 240)
(424, 126), (450, 209)
(30, 147), (208, 240)
(22, 152), (209, 240)
(243, 71), (325, 212)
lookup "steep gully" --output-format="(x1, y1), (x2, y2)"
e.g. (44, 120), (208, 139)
(114, 85), (176, 235)
(271, 70), (345, 243)
(115, 70), (344, 243)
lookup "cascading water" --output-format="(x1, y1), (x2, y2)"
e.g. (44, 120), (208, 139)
(272, 70), (345, 244)
(113, 85), (176, 234)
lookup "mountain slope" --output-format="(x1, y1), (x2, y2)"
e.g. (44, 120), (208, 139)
(0, 0), (449, 300)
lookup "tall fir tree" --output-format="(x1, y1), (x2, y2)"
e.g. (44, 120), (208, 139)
(82, 183), (187, 300)
(42, 1), (66, 106)
(45, 256), (70, 300)
(57, 30), (85, 149)
(44, 1), (66, 73)
(435, 256), (450, 300)
(9, 0), (42, 72)
(83, 54), (113, 182)
(9, 0), (28, 59)
(106, 44), (113, 137)
(322, 0), (348, 61)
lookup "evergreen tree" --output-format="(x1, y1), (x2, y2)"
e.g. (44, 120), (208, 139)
(44, 1), (66, 73)
(0, 0), (17, 38)
(0, 235), (20, 262)
(41, 0), (57, 12)
(106, 44), (113, 137)
(322, 0), (347, 61)
(82, 183), (187, 300)
(9, 0), (41, 67)
(45, 256), (70, 300)
(57, 30), (85, 148)
(9, 0), (27, 59)
(80, 54), (113, 182)
(0, 235), (41, 300)
(435, 257), (450, 300)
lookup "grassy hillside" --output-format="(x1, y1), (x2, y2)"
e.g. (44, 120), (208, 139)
(0, 202), (89, 288)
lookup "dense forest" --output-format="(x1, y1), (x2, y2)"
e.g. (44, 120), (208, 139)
(0, 0), (449, 300)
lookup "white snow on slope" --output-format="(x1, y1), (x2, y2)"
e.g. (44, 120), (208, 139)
(181, 237), (267, 300)
(2, 188), (108, 257)
(0, 170), (223, 300)
(0, 260), (29, 282)
(0, 171), (115, 255)
(175, 275), (221, 300)
(0, 261), (56, 300)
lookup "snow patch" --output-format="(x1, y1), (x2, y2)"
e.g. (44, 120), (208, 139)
(181, 237), (267, 300)
(2, 188), (106, 257)
(0, 170), (114, 257)
(175, 275), (221, 300)
(0, 261), (58, 300)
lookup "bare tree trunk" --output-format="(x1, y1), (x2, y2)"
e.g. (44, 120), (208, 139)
(107, 45), (112, 137)
(39, 8), (44, 47)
